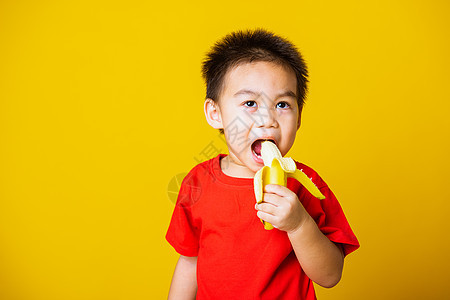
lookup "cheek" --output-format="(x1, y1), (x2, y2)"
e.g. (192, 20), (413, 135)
(281, 114), (299, 131)
(222, 111), (253, 135)
(222, 117), (252, 149)
(280, 117), (299, 152)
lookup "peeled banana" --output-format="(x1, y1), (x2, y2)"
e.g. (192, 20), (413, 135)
(254, 141), (326, 230)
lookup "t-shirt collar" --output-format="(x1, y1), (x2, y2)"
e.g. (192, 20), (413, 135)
(211, 154), (254, 187)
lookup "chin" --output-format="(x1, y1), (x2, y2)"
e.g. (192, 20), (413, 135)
(248, 159), (265, 173)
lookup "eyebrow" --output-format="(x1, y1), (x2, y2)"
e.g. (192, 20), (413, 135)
(233, 89), (297, 99)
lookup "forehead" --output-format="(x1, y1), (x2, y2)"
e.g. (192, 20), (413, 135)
(221, 60), (297, 100)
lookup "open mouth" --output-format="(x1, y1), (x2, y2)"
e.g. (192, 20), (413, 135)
(251, 139), (276, 159)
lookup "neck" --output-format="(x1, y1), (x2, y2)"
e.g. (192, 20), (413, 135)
(221, 155), (255, 178)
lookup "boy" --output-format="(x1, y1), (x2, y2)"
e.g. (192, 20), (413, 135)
(166, 28), (359, 299)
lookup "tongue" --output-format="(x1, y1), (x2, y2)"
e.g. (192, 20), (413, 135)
(253, 140), (262, 156)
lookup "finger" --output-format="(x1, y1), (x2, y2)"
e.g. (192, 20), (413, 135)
(258, 193), (281, 206)
(256, 210), (277, 225)
(264, 184), (295, 197)
(255, 202), (276, 215)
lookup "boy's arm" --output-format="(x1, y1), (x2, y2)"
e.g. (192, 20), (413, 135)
(168, 255), (198, 300)
(287, 215), (344, 288)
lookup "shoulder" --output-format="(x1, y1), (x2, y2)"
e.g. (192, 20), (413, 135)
(186, 155), (218, 177)
(181, 155), (221, 188)
(175, 156), (219, 208)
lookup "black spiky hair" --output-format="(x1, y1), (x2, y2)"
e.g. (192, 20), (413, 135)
(201, 28), (309, 107)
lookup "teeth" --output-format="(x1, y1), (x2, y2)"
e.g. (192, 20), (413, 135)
(252, 139), (276, 159)
(253, 149), (261, 157)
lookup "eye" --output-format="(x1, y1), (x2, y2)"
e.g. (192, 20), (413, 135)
(244, 100), (257, 108)
(276, 101), (290, 109)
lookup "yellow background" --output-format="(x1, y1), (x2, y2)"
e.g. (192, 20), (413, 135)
(1, 0), (449, 299)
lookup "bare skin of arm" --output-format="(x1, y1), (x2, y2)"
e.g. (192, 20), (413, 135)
(168, 255), (198, 300)
(255, 184), (344, 288)
(287, 214), (344, 287)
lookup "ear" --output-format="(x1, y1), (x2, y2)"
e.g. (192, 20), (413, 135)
(204, 98), (223, 130)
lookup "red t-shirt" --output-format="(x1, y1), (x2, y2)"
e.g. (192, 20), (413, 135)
(166, 154), (359, 299)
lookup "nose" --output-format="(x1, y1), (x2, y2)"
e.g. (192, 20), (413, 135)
(257, 106), (278, 128)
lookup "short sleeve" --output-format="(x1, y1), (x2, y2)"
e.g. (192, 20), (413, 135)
(165, 172), (201, 257)
(295, 165), (360, 257)
(315, 185), (360, 256)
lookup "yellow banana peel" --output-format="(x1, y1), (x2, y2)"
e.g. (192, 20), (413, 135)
(254, 141), (326, 230)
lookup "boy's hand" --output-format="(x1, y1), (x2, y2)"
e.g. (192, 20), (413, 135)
(255, 184), (311, 233)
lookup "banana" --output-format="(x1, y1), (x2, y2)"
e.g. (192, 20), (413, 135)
(254, 141), (326, 230)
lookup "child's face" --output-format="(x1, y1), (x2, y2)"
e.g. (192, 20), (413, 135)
(205, 60), (301, 175)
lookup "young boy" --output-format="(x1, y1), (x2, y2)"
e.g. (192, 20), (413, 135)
(166, 28), (359, 300)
